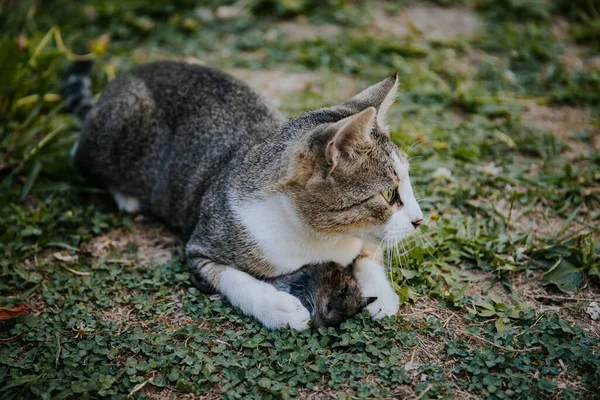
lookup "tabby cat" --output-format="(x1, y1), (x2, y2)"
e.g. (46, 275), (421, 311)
(66, 61), (423, 330)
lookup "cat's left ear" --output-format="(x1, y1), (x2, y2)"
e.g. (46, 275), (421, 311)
(344, 74), (399, 128)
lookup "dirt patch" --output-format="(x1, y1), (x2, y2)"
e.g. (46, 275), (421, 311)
(400, 299), (452, 363)
(559, 45), (600, 74)
(277, 17), (341, 42)
(100, 288), (199, 334)
(101, 305), (142, 332)
(143, 386), (217, 400)
(521, 102), (600, 160)
(510, 270), (600, 339)
(459, 267), (512, 301)
(26, 292), (56, 316)
(228, 68), (358, 108)
(466, 194), (589, 241)
(83, 219), (181, 265)
(371, 4), (482, 40)
(399, 298), (491, 399)
(494, 198), (590, 239)
(552, 18), (571, 40)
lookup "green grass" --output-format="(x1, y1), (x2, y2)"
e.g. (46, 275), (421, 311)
(1, 0), (599, 398)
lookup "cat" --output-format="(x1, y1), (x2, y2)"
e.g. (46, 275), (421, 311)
(66, 61), (424, 331)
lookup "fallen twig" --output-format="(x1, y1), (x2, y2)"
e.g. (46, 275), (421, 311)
(413, 384), (433, 400)
(0, 333), (24, 343)
(128, 377), (153, 398)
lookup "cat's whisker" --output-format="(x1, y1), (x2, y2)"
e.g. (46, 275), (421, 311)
(416, 199), (435, 206)
(398, 240), (410, 268)
(394, 242), (405, 270)
(372, 238), (385, 263)
(416, 231), (440, 264)
(398, 239), (412, 281)
(391, 243), (402, 283)
(417, 230), (435, 249)
(406, 141), (424, 156)
(400, 239), (410, 259)
(384, 243), (393, 270)
(400, 137), (408, 154)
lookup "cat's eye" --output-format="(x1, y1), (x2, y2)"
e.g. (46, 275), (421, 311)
(326, 302), (333, 312)
(381, 188), (397, 204)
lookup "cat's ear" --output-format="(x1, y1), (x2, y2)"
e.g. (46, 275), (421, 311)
(344, 74), (398, 127)
(362, 297), (378, 307)
(325, 106), (376, 170)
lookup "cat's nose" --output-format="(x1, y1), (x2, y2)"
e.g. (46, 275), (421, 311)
(411, 219), (423, 229)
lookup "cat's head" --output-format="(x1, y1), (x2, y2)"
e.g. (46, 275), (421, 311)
(283, 75), (423, 246)
(311, 262), (376, 328)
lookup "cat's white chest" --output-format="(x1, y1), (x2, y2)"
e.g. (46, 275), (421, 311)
(233, 194), (363, 275)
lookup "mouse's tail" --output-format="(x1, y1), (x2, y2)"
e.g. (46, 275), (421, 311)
(63, 60), (94, 121)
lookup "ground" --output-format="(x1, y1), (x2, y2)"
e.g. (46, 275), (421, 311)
(1, 1), (599, 399)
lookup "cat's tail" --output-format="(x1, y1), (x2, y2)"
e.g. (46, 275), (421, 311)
(63, 60), (94, 121)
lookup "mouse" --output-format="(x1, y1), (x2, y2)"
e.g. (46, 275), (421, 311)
(267, 261), (377, 328)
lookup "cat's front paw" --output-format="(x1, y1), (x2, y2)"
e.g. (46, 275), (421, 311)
(365, 286), (399, 319)
(354, 257), (400, 319)
(256, 290), (311, 331)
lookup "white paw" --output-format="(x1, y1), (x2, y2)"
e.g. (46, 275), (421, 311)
(113, 192), (140, 213)
(353, 256), (400, 319)
(365, 286), (399, 319)
(257, 290), (311, 331)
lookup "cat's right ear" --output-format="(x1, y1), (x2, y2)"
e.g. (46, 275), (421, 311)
(325, 107), (376, 171)
(343, 74), (399, 128)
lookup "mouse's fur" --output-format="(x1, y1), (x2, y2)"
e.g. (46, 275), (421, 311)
(269, 261), (377, 328)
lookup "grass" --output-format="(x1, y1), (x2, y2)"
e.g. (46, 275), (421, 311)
(1, 0), (599, 398)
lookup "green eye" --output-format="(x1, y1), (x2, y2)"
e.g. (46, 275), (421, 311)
(381, 188), (397, 203)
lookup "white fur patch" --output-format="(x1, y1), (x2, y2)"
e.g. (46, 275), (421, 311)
(391, 151), (407, 179)
(217, 267), (310, 330)
(233, 194), (363, 275)
(354, 256), (399, 318)
(384, 152), (423, 242)
(113, 192), (141, 213)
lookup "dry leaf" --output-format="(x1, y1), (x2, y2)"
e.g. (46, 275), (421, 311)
(0, 304), (30, 321)
(64, 267), (90, 276)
